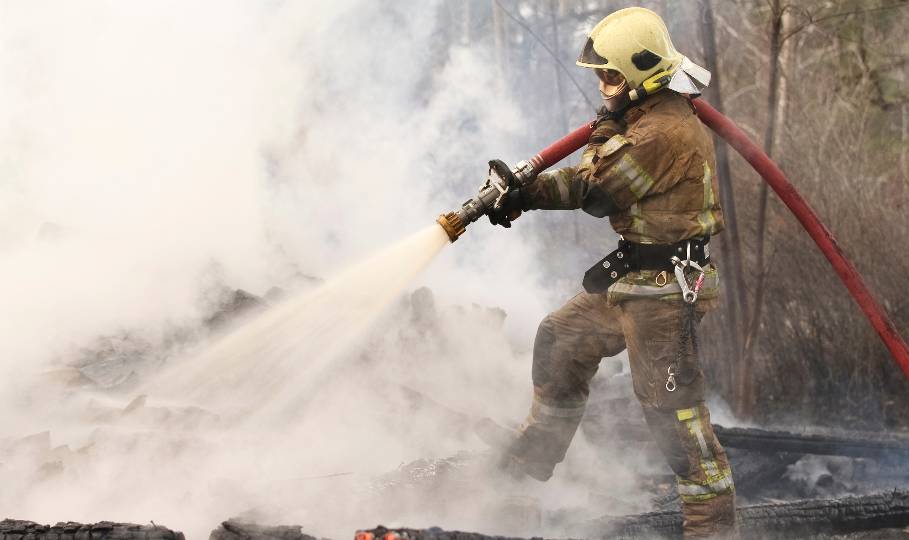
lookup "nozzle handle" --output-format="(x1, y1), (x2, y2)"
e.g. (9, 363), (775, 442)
(439, 120), (595, 239)
(530, 121), (595, 172)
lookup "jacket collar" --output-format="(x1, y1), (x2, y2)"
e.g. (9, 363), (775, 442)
(623, 90), (678, 124)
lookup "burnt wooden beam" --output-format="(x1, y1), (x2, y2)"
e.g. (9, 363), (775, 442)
(577, 490), (909, 539)
(0, 520), (184, 540)
(715, 425), (909, 460)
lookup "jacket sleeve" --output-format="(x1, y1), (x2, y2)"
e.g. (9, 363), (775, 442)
(522, 126), (679, 217)
(520, 163), (586, 211)
(576, 130), (678, 217)
(521, 119), (617, 211)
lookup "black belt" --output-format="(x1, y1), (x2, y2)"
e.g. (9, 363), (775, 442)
(582, 237), (710, 294)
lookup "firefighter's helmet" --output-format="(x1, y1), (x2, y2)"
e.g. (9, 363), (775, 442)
(577, 7), (683, 89)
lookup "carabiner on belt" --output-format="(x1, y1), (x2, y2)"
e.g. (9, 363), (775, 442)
(665, 363), (677, 392)
(670, 241), (706, 304)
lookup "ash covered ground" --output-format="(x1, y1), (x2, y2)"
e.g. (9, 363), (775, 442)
(2, 284), (909, 539)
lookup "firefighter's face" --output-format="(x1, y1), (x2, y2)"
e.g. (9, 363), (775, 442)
(596, 69), (629, 112)
(596, 69), (627, 98)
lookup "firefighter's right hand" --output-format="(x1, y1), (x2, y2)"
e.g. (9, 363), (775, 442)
(487, 189), (525, 228)
(485, 158), (527, 228)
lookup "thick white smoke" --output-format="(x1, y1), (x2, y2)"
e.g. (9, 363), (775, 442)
(0, 1), (644, 538)
(0, 1), (545, 387)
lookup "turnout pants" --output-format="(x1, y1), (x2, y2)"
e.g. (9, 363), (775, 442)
(508, 293), (736, 538)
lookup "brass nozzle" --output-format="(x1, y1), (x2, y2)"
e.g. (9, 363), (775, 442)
(437, 212), (466, 242)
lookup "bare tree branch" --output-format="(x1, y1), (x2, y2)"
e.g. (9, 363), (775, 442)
(713, 11), (768, 62)
(782, 2), (909, 43)
(492, 0), (597, 111)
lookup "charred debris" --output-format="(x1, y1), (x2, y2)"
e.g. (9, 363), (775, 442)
(5, 287), (909, 539)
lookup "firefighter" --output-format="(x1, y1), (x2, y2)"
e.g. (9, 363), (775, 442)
(479, 7), (736, 538)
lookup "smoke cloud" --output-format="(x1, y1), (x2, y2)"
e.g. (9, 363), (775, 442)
(0, 1), (642, 538)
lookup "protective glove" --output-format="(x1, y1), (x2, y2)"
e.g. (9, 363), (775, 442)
(487, 190), (527, 228)
(484, 159), (530, 228)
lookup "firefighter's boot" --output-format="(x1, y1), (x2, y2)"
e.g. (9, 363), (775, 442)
(474, 417), (555, 482)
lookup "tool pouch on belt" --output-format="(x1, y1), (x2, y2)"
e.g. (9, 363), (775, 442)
(583, 237), (710, 294)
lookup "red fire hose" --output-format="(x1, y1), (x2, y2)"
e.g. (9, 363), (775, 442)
(532, 99), (909, 380)
(692, 99), (909, 380)
(530, 121), (598, 172)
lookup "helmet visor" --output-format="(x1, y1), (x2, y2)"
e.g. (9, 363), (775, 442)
(577, 37), (609, 68)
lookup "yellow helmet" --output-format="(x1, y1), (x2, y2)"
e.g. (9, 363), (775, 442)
(577, 7), (683, 89)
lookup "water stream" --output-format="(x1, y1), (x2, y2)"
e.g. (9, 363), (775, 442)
(1, 224), (457, 538)
(146, 223), (451, 422)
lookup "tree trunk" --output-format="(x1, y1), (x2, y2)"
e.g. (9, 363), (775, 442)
(462, 0), (471, 45)
(902, 103), (908, 181)
(549, 0), (568, 134)
(699, 0), (748, 412)
(546, 0), (580, 242)
(491, 0), (507, 84)
(741, 0), (788, 419)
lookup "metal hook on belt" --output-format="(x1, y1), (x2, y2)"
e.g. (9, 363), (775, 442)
(665, 363), (677, 392)
(670, 242), (706, 304)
